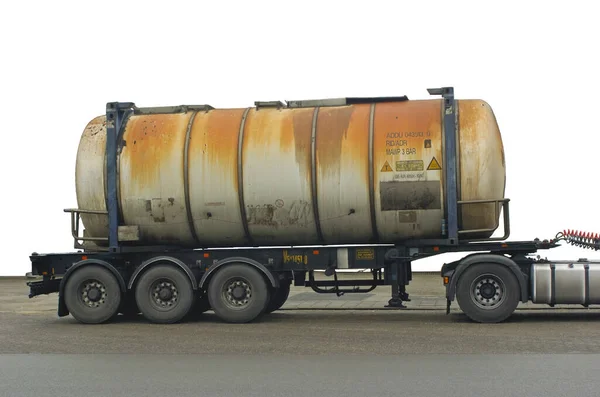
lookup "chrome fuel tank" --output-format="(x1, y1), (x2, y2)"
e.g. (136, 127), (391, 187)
(531, 261), (600, 305)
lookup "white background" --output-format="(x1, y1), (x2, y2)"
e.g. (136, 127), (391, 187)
(1, 0), (598, 276)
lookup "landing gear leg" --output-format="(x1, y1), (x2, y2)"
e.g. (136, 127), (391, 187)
(385, 256), (410, 309)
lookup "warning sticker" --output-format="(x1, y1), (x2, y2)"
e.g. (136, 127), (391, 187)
(396, 160), (424, 172)
(427, 157), (442, 170)
(380, 161), (393, 172)
(356, 248), (375, 260)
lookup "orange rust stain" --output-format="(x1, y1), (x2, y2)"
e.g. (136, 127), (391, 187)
(457, 99), (505, 196)
(315, 106), (354, 174)
(243, 108), (276, 154)
(373, 100), (442, 177)
(276, 110), (294, 152)
(343, 104), (370, 184)
(457, 99), (506, 238)
(189, 108), (245, 192)
(470, 100), (504, 169)
(243, 108), (308, 179)
(244, 108), (294, 153)
(122, 113), (192, 188)
(291, 108), (313, 177)
(457, 100), (483, 200)
(242, 107), (313, 176)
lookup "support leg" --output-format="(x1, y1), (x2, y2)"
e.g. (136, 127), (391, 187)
(400, 261), (411, 302)
(385, 260), (407, 309)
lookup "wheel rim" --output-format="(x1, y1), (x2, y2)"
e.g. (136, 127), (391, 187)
(149, 278), (179, 310)
(469, 273), (506, 310)
(79, 279), (107, 309)
(222, 277), (252, 309)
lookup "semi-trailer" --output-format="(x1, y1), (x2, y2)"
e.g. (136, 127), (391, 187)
(27, 87), (600, 324)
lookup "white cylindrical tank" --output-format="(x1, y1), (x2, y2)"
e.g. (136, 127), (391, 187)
(75, 98), (506, 248)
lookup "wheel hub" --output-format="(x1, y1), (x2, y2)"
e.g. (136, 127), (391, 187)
(159, 287), (173, 301)
(81, 280), (107, 308)
(152, 281), (178, 308)
(480, 283), (496, 299)
(225, 280), (252, 307)
(471, 275), (505, 309)
(232, 286), (246, 300)
(87, 287), (101, 302)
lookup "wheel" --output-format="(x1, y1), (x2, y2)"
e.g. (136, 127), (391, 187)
(207, 264), (271, 323)
(134, 265), (195, 324)
(455, 263), (520, 323)
(265, 281), (291, 313)
(64, 266), (122, 324)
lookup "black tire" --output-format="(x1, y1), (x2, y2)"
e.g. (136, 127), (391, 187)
(455, 263), (520, 323)
(207, 264), (271, 323)
(134, 265), (195, 324)
(265, 281), (291, 314)
(64, 266), (122, 324)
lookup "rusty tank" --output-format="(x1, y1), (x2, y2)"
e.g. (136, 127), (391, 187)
(75, 96), (506, 248)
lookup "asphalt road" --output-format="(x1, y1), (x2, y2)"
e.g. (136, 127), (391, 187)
(4, 298), (600, 354)
(2, 354), (600, 397)
(3, 275), (600, 354)
(4, 275), (600, 396)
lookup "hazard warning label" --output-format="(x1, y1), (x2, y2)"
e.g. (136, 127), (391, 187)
(381, 161), (393, 172)
(427, 157), (442, 170)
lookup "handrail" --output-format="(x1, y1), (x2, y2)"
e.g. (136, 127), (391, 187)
(457, 198), (511, 242)
(64, 208), (108, 215)
(64, 208), (109, 249)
